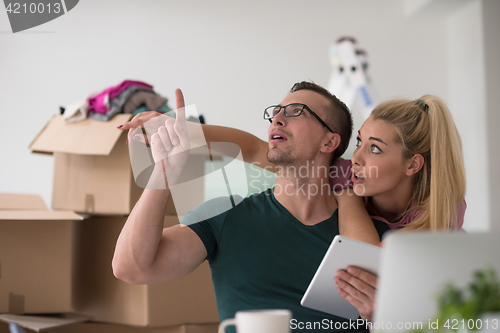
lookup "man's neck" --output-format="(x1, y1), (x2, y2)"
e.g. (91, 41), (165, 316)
(272, 160), (337, 226)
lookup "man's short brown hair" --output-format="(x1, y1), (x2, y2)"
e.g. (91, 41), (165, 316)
(290, 81), (353, 163)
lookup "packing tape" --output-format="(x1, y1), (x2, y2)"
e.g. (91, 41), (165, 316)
(8, 293), (24, 314)
(85, 194), (95, 213)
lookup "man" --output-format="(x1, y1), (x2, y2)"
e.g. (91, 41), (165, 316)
(112, 82), (389, 332)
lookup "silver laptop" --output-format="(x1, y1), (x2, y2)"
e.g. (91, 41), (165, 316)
(373, 231), (500, 332)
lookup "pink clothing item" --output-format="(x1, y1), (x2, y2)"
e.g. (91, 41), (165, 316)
(329, 158), (467, 230)
(87, 80), (153, 114)
(364, 197), (467, 231)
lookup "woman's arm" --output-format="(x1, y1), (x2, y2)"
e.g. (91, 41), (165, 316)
(330, 158), (381, 246)
(200, 124), (277, 173)
(119, 111), (277, 173)
(335, 189), (381, 247)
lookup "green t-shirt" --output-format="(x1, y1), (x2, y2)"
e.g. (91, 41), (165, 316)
(183, 188), (389, 332)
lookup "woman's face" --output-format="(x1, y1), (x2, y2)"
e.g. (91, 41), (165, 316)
(351, 116), (412, 198)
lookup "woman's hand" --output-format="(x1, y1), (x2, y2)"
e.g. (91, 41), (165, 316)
(335, 266), (377, 321)
(118, 110), (170, 145)
(330, 157), (353, 191)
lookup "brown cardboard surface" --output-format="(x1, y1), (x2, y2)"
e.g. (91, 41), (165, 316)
(0, 212), (83, 314)
(0, 320), (219, 333)
(0, 313), (90, 332)
(53, 322), (220, 333)
(50, 130), (140, 215)
(0, 193), (47, 211)
(30, 114), (132, 156)
(0, 211), (82, 221)
(72, 216), (219, 327)
(0, 322), (9, 333)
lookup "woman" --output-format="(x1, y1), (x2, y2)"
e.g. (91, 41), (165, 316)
(330, 95), (466, 323)
(119, 91), (466, 323)
(341, 95), (466, 231)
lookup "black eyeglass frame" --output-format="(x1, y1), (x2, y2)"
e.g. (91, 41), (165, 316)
(263, 103), (334, 133)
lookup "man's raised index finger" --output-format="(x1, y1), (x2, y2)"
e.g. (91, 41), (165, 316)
(175, 88), (186, 125)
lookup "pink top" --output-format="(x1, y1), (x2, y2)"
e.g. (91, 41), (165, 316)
(363, 196), (466, 231)
(87, 80), (153, 114)
(330, 158), (467, 231)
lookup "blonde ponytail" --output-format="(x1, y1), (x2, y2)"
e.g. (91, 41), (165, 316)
(371, 95), (465, 230)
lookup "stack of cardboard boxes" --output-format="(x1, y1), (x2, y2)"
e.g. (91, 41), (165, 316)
(0, 114), (219, 332)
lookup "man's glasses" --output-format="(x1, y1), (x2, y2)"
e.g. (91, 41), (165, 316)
(263, 103), (334, 133)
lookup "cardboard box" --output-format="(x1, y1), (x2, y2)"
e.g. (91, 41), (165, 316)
(29, 115), (209, 216)
(72, 215), (219, 327)
(0, 193), (47, 211)
(29, 114), (144, 215)
(0, 313), (90, 332)
(0, 194), (83, 314)
(64, 323), (220, 333)
(0, 314), (218, 333)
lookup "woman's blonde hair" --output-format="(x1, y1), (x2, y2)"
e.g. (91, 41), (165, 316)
(371, 95), (466, 230)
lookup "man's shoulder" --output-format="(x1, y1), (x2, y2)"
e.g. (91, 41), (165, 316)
(180, 188), (274, 226)
(240, 188), (274, 204)
(221, 188), (275, 215)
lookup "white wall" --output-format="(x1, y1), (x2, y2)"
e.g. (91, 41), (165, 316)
(0, 0), (497, 231)
(447, 1), (489, 232)
(483, 0), (500, 231)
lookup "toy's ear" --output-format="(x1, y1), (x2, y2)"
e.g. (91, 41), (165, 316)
(406, 154), (424, 176)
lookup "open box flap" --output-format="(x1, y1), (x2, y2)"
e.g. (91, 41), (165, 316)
(29, 114), (132, 156)
(0, 210), (83, 221)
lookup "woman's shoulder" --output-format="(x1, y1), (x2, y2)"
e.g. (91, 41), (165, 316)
(400, 199), (467, 230)
(364, 199), (467, 230)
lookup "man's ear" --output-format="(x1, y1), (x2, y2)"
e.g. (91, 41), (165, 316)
(320, 133), (341, 154)
(406, 154), (424, 176)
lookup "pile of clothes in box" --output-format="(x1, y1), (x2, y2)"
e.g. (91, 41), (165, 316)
(61, 79), (172, 123)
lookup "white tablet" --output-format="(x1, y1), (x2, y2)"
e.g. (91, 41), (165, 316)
(300, 235), (382, 320)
